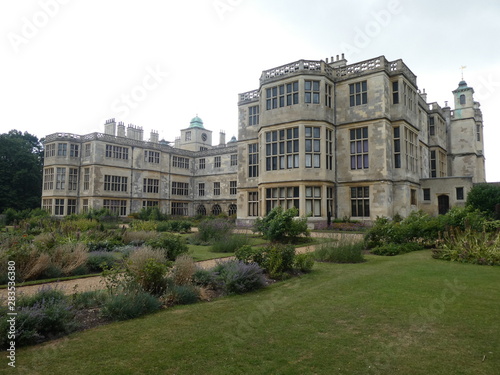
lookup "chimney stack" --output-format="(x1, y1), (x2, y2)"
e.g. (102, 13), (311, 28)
(219, 130), (226, 146)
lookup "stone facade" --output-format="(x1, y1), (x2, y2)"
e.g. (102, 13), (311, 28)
(41, 55), (486, 224)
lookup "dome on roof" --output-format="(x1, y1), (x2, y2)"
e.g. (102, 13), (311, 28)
(228, 135), (237, 143)
(189, 115), (204, 128)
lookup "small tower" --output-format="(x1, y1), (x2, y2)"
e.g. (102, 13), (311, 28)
(178, 115), (213, 151)
(448, 79), (485, 182)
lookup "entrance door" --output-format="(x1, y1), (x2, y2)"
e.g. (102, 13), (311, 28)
(438, 195), (450, 215)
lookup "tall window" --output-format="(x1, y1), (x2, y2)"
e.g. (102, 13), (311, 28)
(351, 187), (370, 217)
(411, 189), (417, 205)
(172, 182), (189, 196)
(326, 129), (333, 170)
(350, 127), (369, 170)
(249, 105), (259, 126)
(103, 199), (127, 216)
(105, 145), (129, 160)
(405, 127), (417, 172)
(305, 186), (321, 217)
(84, 143), (91, 157)
(230, 154), (237, 166)
(145, 150), (160, 164)
(392, 81), (399, 104)
(70, 144), (79, 158)
(55, 199), (65, 215)
(394, 126), (401, 168)
(228, 204), (237, 216)
(83, 168), (90, 190)
(43, 168), (54, 190)
(456, 187), (464, 200)
(173, 156), (189, 169)
(57, 143), (67, 156)
(423, 188), (431, 201)
(82, 199), (89, 213)
(143, 178), (159, 193)
(198, 183), (205, 197)
(430, 150), (437, 178)
(45, 144), (55, 157)
(349, 81), (367, 106)
(230, 181), (237, 195)
(171, 202), (188, 216)
(460, 94), (466, 105)
(266, 127), (299, 171)
(104, 175), (128, 192)
(67, 199), (77, 215)
(305, 126), (321, 168)
(248, 143), (259, 177)
(429, 116), (435, 136)
(325, 83), (332, 108)
(214, 156), (221, 168)
(68, 168), (78, 191)
(199, 158), (205, 169)
(327, 187), (334, 217)
(214, 182), (221, 196)
(439, 150), (447, 177)
(266, 82), (298, 110)
(265, 187), (299, 214)
(248, 192), (259, 216)
(185, 131), (191, 141)
(305, 80), (320, 104)
(42, 199), (52, 214)
(476, 124), (481, 141)
(56, 167), (66, 189)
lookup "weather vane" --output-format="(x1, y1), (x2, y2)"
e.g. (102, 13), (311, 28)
(460, 65), (467, 80)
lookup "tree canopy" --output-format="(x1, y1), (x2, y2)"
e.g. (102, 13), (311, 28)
(466, 183), (500, 219)
(0, 130), (44, 212)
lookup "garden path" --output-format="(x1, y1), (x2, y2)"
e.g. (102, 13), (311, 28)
(1, 232), (362, 298)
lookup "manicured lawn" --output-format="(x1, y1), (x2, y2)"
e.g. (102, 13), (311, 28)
(9, 250), (500, 375)
(186, 234), (268, 261)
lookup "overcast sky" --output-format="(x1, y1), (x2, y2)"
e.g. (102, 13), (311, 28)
(2, 0), (499, 181)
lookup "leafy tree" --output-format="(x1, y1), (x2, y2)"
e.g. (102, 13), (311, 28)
(466, 184), (500, 219)
(254, 206), (309, 242)
(0, 130), (44, 213)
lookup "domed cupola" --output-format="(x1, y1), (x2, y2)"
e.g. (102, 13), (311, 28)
(189, 115), (204, 129)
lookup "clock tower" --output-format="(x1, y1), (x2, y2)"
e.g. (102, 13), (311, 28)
(178, 115), (213, 151)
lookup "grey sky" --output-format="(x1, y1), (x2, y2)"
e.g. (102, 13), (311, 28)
(1, 0), (499, 180)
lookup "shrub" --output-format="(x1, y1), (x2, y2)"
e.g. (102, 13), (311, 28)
(100, 290), (161, 321)
(432, 227), (500, 265)
(86, 251), (120, 272)
(192, 268), (217, 287)
(213, 260), (266, 294)
(293, 253), (315, 273)
(1, 286), (77, 348)
(210, 234), (250, 253)
(371, 242), (424, 256)
(466, 183), (500, 219)
(130, 220), (158, 232)
(50, 243), (89, 276)
(263, 243), (296, 279)
(167, 285), (199, 305)
(123, 230), (158, 246)
(315, 237), (365, 263)
(234, 245), (266, 265)
(194, 219), (234, 244)
(71, 290), (109, 309)
(146, 233), (188, 261)
(171, 254), (196, 285)
(157, 220), (192, 233)
(254, 206), (309, 242)
(127, 246), (170, 295)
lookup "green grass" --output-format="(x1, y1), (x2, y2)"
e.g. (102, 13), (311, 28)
(187, 235), (268, 261)
(9, 250), (500, 375)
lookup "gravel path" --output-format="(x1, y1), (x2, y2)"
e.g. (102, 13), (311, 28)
(1, 232), (362, 298)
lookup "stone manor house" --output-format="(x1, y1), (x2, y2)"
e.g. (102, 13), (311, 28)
(41, 54), (486, 226)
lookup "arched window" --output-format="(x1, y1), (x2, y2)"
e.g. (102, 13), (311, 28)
(459, 94), (466, 105)
(196, 204), (206, 216)
(228, 204), (237, 216)
(211, 204), (222, 216)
